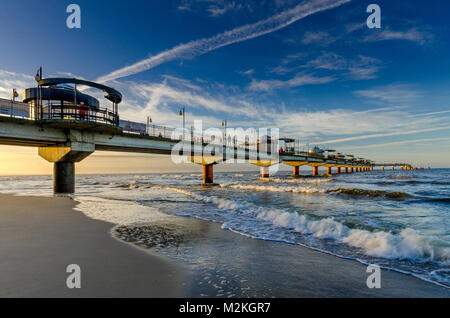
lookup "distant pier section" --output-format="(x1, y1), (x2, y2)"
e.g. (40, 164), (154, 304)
(0, 74), (416, 194)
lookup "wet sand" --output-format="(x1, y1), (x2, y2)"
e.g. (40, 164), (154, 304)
(114, 217), (450, 298)
(0, 194), (182, 297)
(0, 194), (448, 297)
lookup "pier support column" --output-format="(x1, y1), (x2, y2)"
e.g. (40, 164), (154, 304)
(261, 166), (269, 178)
(382, 166), (385, 171)
(313, 166), (319, 176)
(345, 167), (349, 173)
(392, 166), (395, 171)
(53, 162), (75, 194)
(327, 167), (332, 175)
(337, 167), (341, 174)
(350, 167), (354, 173)
(38, 141), (94, 194)
(203, 164), (214, 184)
(293, 166), (299, 178)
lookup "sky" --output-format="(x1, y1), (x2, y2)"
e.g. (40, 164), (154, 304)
(0, 0), (449, 174)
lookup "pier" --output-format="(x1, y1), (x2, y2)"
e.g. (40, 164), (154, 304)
(0, 77), (414, 193)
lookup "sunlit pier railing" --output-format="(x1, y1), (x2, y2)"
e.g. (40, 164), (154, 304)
(0, 99), (31, 119)
(120, 119), (266, 151)
(0, 99), (377, 164)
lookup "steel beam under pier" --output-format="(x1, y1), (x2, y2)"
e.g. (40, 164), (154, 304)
(203, 164), (214, 184)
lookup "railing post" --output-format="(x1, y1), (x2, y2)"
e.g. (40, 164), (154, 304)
(10, 100), (13, 118)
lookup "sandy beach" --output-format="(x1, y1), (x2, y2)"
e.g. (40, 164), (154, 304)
(0, 194), (448, 298)
(0, 194), (182, 297)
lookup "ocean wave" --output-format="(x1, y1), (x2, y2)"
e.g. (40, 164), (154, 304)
(226, 184), (326, 194)
(420, 198), (450, 205)
(270, 178), (333, 184)
(329, 188), (413, 199)
(432, 181), (450, 185)
(255, 208), (450, 264)
(390, 175), (413, 179)
(224, 184), (412, 200)
(152, 186), (450, 264)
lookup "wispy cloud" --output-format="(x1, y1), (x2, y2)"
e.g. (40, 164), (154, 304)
(248, 73), (334, 91)
(301, 30), (334, 45)
(343, 137), (450, 150)
(306, 53), (381, 80)
(269, 51), (381, 80)
(0, 70), (35, 100)
(363, 27), (430, 45)
(355, 84), (422, 104)
(317, 126), (450, 145)
(178, 0), (243, 17)
(97, 0), (351, 83)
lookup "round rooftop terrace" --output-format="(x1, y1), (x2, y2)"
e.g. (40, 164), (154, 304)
(23, 77), (122, 132)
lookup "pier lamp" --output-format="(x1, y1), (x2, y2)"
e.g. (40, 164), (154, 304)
(222, 120), (227, 145)
(12, 89), (18, 102)
(146, 116), (152, 135)
(179, 107), (185, 140)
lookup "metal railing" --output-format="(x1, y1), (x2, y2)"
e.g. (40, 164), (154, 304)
(39, 103), (118, 126)
(0, 99), (380, 165)
(0, 99), (31, 119)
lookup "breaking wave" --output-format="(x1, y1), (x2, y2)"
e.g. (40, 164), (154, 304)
(329, 188), (413, 199)
(152, 186), (450, 265)
(223, 184), (412, 199)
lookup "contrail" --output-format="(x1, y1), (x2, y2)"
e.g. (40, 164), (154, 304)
(97, 0), (351, 83)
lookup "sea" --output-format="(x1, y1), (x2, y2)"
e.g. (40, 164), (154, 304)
(0, 168), (449, 292)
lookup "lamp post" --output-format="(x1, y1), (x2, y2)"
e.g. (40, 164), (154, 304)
(222, 120), (227, 146)
(147, 116), (152, 135)
(179, 107), (185, 140)
(12, 89), (18, 102)
(35, 67), (42, 119)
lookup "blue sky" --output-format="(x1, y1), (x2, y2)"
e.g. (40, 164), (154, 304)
(1, 0), (449, 168)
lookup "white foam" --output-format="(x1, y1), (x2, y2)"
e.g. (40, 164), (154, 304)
(227, 184), (326, 194)
(155, 186), (450, 264)
(257, 208), (450, 263)
(270, 178), (333, 184)
(74, 196), (173, 225)
(343, 228), (450, 262)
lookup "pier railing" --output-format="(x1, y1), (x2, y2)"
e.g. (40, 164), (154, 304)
(39, 103), (118, 126)
(0, 99), (31, 119)
(0, 99), (377, 165)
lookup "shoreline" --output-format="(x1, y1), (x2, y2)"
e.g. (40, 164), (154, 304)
(0, 193), (448, 297)
(109, 214), (449, 298)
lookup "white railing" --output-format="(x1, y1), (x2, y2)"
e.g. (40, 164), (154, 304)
(0, 99), (31, 119)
